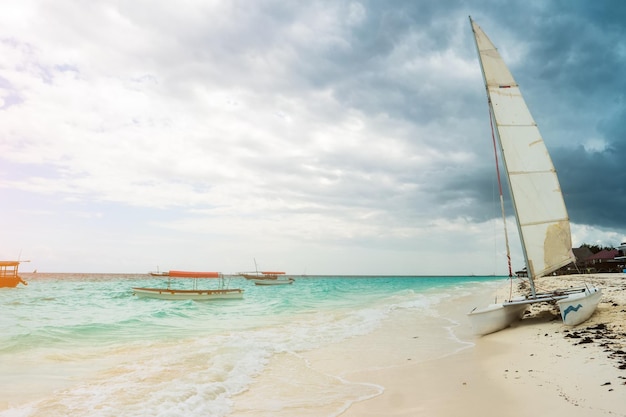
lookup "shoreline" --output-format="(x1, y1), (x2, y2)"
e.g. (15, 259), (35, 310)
(335, 273), (626, 416)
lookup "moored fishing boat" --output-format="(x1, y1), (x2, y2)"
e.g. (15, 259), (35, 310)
(0, 261), (28, 288)
(240, 271), (285, 280)
(467, 17), (601, 335)
(148, 266), (169, 277)
(252, 275), (295, 286)
(133, 270), (243, 300)
(240, 271), (295, 285)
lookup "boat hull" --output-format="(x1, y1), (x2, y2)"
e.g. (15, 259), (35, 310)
(0, 276), (27, 288)
(132, 287), (244, 300)
(252, 278), (294, 286)
(241, 272), (287, 280)
(241, 274), (262, 280)
(557, 287), (602, 326)
(467, 302), (529, 336)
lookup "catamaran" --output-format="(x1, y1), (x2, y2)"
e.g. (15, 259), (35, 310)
(133, 270), (243, 300)
(467, 17), (601, 336)
(0, 261), (28, 288)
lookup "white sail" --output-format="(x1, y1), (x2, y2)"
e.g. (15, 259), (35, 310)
(470, 18), (576, 281)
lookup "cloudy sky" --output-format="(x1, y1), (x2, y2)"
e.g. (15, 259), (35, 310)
(1, 0), (624, 274)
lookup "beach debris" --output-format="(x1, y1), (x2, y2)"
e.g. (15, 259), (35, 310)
(562, 321), (626, 372)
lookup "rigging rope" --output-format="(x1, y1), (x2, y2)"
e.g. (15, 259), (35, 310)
(487, 97), (514, 279)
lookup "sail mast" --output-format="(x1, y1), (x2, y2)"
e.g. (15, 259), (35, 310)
(469, 17), (575, 294)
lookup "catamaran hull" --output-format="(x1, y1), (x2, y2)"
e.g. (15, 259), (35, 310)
(467, 303), (529, 336)
(557, 287), (602, 326)
(132, 287), (244, 300)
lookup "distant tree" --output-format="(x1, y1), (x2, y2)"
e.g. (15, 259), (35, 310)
(579, 243), (615, 254)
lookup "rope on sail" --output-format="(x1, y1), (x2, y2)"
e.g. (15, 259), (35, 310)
(487, 98), (514, 280)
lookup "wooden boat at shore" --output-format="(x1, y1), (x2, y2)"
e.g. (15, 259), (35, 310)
(0, 261), (28, 288)
(133, 270), (243, 300)
(466, 18), (601, 336)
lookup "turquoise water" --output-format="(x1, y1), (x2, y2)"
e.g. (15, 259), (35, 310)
(0, 274), (503, 416)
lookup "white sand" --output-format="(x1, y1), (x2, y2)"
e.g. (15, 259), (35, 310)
(334, 273), (626, 416)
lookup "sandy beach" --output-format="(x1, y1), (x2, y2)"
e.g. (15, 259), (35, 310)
(300, 274), (626, 416)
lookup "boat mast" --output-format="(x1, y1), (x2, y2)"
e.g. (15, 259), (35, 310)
(469, 16), (536, 295)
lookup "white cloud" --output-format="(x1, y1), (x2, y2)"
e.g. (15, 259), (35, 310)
(0, 1), (623, 273)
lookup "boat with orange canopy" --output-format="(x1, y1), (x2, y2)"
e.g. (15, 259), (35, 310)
(132, 270), (243, 300)
(0, 261), (28, 288)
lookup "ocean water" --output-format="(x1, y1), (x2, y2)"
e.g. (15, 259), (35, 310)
(0, 274), (503, 417)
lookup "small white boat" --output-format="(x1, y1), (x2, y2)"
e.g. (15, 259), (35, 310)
(133, 270), (244, 301)
(467, 18), (601, 335)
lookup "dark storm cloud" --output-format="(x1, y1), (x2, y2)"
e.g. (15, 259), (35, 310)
(346, 0), (626, 232)
(557, 142), (626, 229)
(78, 1), (626, 234)
(286, 0), (472, 124)
(497, 1), (626, 230)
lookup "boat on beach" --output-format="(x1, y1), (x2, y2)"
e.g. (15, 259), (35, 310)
(0, 261), (28, 288)
(132, 270), (244, 300)
(467, 17), (601, 336)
